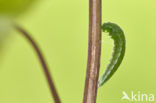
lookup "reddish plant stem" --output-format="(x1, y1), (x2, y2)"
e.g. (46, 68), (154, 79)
(83, 0), (102, 103)
(14, 25), (61, 103)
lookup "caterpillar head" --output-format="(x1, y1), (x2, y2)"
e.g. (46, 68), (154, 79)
(101, 22), (124, 39)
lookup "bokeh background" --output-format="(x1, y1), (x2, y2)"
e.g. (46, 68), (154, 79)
(0, 0), (156, 103)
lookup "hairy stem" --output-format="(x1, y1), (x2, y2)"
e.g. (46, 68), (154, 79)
(83, 0), (102, 103)
(14, 24), (61, 103)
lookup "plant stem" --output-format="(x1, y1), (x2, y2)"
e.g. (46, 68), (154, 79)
(83, 0), (102, 103)
(14, 24), (61, 103)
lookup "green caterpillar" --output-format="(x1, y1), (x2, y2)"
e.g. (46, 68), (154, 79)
(98, 22), (126, 87)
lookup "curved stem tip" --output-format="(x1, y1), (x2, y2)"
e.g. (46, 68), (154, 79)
(14, 24), (61, 103)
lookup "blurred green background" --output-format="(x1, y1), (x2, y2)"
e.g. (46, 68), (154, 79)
(0, 0), (156, 103)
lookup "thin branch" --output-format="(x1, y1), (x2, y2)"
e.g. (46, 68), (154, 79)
(14, 24), (61, 103)
(83, 0), (102, 103)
